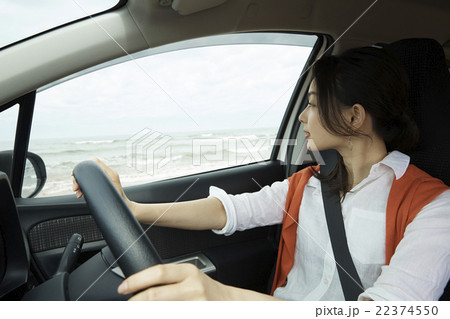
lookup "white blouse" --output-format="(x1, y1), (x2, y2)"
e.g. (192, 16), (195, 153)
(209, 151), (450, 300)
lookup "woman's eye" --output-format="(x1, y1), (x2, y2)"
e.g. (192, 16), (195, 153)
(307, 102), (315, 107)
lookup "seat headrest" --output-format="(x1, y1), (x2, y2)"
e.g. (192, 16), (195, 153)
(384, 38), (450, 185)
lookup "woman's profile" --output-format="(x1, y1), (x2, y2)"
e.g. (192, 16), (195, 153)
(73, 46), (450, 300)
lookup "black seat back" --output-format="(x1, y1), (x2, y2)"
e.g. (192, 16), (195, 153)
(385, 38), (450, 300)
(0, 172), (30, 299)
(385, 38), (450, 184)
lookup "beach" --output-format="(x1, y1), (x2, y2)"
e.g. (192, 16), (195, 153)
(23, 127), (279, 197)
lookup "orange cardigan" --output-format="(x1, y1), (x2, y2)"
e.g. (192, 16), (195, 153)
(271, 164), (449, 294)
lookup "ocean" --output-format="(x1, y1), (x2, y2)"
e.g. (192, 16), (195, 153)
(22, 127), (279, 197)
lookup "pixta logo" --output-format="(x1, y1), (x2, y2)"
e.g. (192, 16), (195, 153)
(126, 128), (172, 175)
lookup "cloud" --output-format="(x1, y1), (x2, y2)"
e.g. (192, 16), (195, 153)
(30, 43), (311, 140)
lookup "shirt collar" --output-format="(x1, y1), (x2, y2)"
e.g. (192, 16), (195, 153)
(309, 150), (411, 189)
(372, 150), (410, 180)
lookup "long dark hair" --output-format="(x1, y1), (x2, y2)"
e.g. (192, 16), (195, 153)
(311, 46), (419, 196)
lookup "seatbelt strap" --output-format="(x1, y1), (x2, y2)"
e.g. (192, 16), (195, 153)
(321, 180), (364, 300)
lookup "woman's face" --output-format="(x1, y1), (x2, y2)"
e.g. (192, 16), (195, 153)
(299, 81), (346, 151)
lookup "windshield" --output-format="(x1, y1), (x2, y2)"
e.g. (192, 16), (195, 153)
(0, 0), (120, 48)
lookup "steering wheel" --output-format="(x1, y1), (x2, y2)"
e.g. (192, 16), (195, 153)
(72, 160), (162, 278)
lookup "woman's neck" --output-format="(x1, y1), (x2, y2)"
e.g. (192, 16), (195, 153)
(338, 136), (388, 190)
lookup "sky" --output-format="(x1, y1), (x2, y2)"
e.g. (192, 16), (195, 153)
(0, 0), (314, 143)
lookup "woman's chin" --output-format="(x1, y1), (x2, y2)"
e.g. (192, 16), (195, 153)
(306, 139), (321, 152)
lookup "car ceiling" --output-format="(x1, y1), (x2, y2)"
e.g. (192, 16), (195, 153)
(0, 0), (449, 106)
(128, 0), (450, 48)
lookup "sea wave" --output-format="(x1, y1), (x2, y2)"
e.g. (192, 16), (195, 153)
(30, 128), (278, 197)
(220, 135), (260, 140)
(75, 139), (116, 145)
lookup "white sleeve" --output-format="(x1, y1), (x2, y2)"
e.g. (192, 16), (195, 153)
(208, 179), (290, 236)
(359, 190), (450, 301)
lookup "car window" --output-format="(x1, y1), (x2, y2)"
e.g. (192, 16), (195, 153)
(29, 33), (316, 197)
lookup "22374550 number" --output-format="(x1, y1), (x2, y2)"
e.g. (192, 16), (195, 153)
(376, 305), (438, 316)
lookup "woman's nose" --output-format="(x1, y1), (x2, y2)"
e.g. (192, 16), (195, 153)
(298, 106), (308, 123)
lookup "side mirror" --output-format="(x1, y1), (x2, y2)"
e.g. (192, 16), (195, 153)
(0, 150), (47, 198)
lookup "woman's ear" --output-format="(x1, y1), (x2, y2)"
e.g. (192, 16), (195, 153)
(349, 103), (366, 130)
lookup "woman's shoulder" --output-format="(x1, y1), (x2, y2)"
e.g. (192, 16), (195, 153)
(400, 164), (448, 186)
(288, 165), (319, 185)
(391, 164), (450, 212)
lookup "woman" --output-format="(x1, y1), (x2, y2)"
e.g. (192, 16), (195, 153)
(73, 47), (450, 300)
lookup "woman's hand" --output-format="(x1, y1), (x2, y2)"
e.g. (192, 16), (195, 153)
(117, 263), (231, 301)
(72, 158), (135, 211)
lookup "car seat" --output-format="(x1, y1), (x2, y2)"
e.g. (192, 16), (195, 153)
(383, 38), (450, 301)
(0, 172), (30, 299)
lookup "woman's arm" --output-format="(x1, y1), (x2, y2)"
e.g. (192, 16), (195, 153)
(131, 197), (227, 230)
(73, 158), (227, 231)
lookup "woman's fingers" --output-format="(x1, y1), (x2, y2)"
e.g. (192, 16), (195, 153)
(72, 158), (115, 198)
(117, 263), (232, 301)
(128, 282), (204, 301)
(123, 264), (213, 301)
(71, 171), (83, 198)
(118, 264), (196, 295)
(72, 177), (78, 191)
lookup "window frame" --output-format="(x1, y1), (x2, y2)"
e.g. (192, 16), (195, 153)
(0, 91), (36, 197)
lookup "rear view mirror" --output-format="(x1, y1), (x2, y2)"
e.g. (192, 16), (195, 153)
(0, 150), (47, 198)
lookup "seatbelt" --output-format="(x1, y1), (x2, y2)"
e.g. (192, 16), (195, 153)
(321, 180), (364, 300)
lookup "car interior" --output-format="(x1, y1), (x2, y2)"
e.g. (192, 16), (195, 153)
(0, 0), (449, 301)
